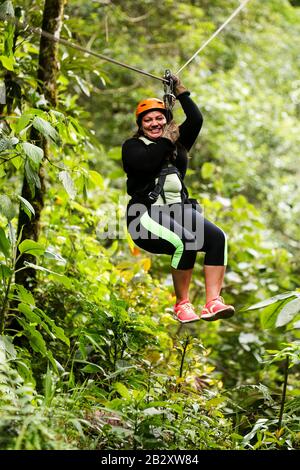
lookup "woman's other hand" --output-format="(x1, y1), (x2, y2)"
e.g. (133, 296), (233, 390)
(162, 120), (180, 143)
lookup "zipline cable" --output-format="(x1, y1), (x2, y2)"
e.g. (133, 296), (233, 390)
(1, 1), (251, 86)
(0, 14), (168, 84)
(176, 0), (251, 74)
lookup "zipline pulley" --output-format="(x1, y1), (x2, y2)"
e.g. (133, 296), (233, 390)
(163, 69), (176, 122)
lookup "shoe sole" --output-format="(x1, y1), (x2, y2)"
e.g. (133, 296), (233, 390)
(173, 315), (200, 324)
(201, 307), (235, 322)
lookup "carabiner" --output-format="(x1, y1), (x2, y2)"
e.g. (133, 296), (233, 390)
(163, 69), (176, 122)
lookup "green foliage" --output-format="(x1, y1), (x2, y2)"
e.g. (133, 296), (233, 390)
(0, 337), (90, 449)
(1, 0), (300, 450)
(247, 291), (300, 329)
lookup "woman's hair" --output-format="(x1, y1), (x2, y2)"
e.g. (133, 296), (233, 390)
(132, 126), (145, 138)
(132, 122), (189, 162)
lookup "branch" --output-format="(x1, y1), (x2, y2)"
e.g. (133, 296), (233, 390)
(0, 154), (22, 166)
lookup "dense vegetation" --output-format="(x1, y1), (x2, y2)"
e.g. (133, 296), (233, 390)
(0, 0), (300, 450)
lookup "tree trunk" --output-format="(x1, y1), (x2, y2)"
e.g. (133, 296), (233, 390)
(0, 8), (22, 126)
(15, 0), (65, 288)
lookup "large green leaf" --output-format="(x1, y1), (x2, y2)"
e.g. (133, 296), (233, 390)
(0, 1), (15, 18)
(276, 297), (300, 327)
(0, 55), (14, 71)
(21, 142), (44, 166)
(18, 239), (45, 255)
(22, 261), (61, 274)
(0, 136), (18, 152)
(259, 299), (293, 329)
(14, 114), (33, 134)
(15, 284), (35, 305)
(11, 155), (23, 170)
(16, 317), (48, 355)
(246, 292), (297, 310)
(36, 307), (70, 346)
(44, 249), (66, 263)
(0, 262), (12, 279)
(18, 303), (40, 323)
(49, 272), (73, 288)
(88, 170), (104, 189)
(0, 139), (8, 153)
(24, 160), (41, 196)
(246, 291), (300, 329)
(32, 116), (60, 143)
(59, 171), (76, 199)
(17, 195), (35, 220)
(142, 407), (165, 416)
(0, 194), (16, 221)
(17, 317), (57, 370)
(0, 226), (10, 257)
(0, 335), (16, 359)
(113, 382), (131, 400)
(81, 363), (106, 373)
(18, 302), (68, 345)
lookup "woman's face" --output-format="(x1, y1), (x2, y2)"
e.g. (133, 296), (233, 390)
(141, 111), (167, 140)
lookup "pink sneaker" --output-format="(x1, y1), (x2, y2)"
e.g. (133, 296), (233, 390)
(174, 299), (200, 323)
(201, 296), (235, 322)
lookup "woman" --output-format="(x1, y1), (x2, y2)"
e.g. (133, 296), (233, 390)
(122, 75), (234, 323)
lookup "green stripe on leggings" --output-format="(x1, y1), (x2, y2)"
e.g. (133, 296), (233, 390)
(140, 212), (184, 269)
(222, 230), (228, 266)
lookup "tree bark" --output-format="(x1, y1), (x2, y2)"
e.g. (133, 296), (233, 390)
(15, 0), (65, 288)
(0, 8), (22, 126)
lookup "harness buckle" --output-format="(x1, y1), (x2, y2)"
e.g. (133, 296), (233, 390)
(148, 192), (158, 202)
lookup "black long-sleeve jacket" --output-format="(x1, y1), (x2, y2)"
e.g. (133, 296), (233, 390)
(122, 92), (203, 204)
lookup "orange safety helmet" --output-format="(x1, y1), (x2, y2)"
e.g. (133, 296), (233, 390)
(135, 98), (167, 122)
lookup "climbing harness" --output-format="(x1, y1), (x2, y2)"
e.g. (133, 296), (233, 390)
(147, 165), (188, 205)
(138, 136), (188, 205)
(0, 1), (251, 84)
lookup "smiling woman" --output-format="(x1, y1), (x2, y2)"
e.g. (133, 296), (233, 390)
(122, 75), (235, 324)
(141, 111), (167, 140)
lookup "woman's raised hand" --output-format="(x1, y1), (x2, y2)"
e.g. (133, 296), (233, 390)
(171, 74), (188, 97)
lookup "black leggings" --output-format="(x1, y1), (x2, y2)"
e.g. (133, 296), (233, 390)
(127, 202), (227, 270)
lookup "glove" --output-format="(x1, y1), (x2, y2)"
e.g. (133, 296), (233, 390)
(162, 120), (180, 143)
(171, 74), (188, 97)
